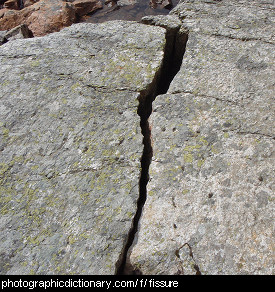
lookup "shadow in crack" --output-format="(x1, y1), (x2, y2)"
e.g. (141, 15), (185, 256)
(115, 22), (188, 275)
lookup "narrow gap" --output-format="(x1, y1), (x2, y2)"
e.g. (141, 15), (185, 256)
(115, 24), (188, 275)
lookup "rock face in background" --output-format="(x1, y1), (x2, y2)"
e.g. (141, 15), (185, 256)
(0, 0), (103, 36)
(73, 0), (103, 17)
(2, 0), (21, 10)
(0, 0), (76, 36)
(129, 0), (275, 275)
(0, 21), (166, 274)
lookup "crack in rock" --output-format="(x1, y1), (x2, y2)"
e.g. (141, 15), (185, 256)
(116, 16), (188, 275)
(175, 242), (202, 275)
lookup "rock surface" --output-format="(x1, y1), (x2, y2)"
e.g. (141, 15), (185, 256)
(0, 0), (274, 276)
(0, 20), (166, 274)
(3, 0), (20, 10)
(73, 0), (103, 17)
(0, 23), (33, 45)
(129, 0), (275, 275)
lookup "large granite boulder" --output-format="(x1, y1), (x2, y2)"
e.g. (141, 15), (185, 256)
(0, 0), (274, 276)
(0, 20), (167, 274)
(129, 0), (275, 275)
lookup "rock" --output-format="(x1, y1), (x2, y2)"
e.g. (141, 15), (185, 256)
(149, 0), (172, 9)
(23, 0), (39, 7)
(0, 8), (9, 17)
(0, 20), (166, 274)
(117, 0), (137, 7)
(0, 29), (6, 44)
(1, 23), (33, 45)
(129, 0), (275, 275)
(73, 0), (103, 17)
(26, 0), (76, 36)
(0, 0), (76, 36)
(0, 7), (33, 32)
(0, 0), (104, 36)
(3, 0), (20, 10)
(1, 23), (33, 43)
(28, 0), (78, 36)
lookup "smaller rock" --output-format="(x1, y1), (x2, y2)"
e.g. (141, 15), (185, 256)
(23, 0), (39, 7)
(141, 15), (182, 30)
(73, 0), (102, 17)
(0, 24), (33, 45)
(0, 0), (77, 36)
(0, 29), (7, 45)
(4, 23), (33, 40)
(117, 0), (137, 7)
(149, 0), (172, 9)
(3, 0), (20, 10)
(0, 7), (8, 17)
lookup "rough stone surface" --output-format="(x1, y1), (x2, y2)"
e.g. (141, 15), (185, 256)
(3, 0), (20, 10)
(116, 0), (137, 7)
(0, 21), (166, 274)
(149, 0), (172, 9)
(24, 0), (39, 7)
(0, 29), (6, 44)
(0, 24), (33, 44)
(0, 0), (274, 276)
(129, 0), (275, 275)
(73, 0), (103, 17)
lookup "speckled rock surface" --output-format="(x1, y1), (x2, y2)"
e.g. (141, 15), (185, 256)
(129, 0), (275, 275)
(0, 21), (166, 274)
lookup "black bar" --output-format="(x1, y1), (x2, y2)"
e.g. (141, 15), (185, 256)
(0, 275), (270, 290)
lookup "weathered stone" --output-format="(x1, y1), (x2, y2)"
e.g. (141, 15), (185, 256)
(117, 0), (137, 7)
(0, 29), (6, 44)
(0, 8), (8, 18)
(149, 0), (172, 9)
(0, 21), (166, 274)
(73, 0), (102, 17)
(1, 23), (33, 43)
(129, 0), (275, 275)
(25, 0), (76, 36)
(141, 14), (181, 31)
(23, 0), (39, 7)
(3, 0), (20, 10)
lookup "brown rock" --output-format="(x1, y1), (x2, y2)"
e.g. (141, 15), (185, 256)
(0, 0), (77, 36)
(149, 0), (172, 9)
(26, 0), (76, 36)
(73, 0), (102, 17)
(23, 0), (39, 7)
(0, 7), (34, 31)
(0, 8), (9, 18)
(3, 0), (20, 10)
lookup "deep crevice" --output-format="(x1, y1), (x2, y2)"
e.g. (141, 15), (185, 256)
(115, 22), (188, 275)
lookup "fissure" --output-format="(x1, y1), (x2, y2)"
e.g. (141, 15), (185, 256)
(115, 21), (188, 275)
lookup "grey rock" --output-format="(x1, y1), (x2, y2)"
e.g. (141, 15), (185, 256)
(0, 24), (33, 45)
(117, 0), (137, 6)
(129, 0), (274, 275)
(0, 30), (7, 45)
(0, 21), (166, 274)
